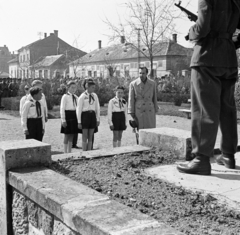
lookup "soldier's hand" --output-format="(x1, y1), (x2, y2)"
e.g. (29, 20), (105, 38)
(42, 129), (45, 134)
(24, 130), (29, 135)
(62, 122), (67, 128)
(45, 117), (48, 122)
(78, 124), (82, 129)
(97, 121), (100, 126)
(110, 125), (114, 131)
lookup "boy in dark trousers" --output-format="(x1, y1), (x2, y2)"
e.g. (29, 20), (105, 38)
(21, 87), (45, 141)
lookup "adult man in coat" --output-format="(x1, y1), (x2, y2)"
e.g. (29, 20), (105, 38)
(128, 67), (158, 129)
(177, 0), (240, 175)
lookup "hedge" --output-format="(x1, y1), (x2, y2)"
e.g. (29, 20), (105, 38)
(1, 97), (21, 111)
(157, 92), (190, 104)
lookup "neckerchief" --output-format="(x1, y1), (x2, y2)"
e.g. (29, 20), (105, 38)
(85, 91), (95, 104)
(35, 101), (41, 117)
(67, 92), (77, 107)
(115, 97), (126, 109)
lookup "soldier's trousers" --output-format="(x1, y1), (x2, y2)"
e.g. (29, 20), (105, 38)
(191, 66), (238, 158)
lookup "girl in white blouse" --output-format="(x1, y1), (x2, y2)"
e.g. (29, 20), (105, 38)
(107, 86), (127, 147)
(77, 79), (100, 151)
(60, 81), (78, 153)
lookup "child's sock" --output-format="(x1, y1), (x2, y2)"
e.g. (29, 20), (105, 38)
(113, 141), (117, 148)
(68, 142), (72, 153)
(87, 141), (92, 151)
(117, 141), (121, 147)
(82, 141), (87, 151)
(64, 144), (68, 153)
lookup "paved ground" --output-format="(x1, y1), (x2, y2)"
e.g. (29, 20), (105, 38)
(1, 112), (240, 155)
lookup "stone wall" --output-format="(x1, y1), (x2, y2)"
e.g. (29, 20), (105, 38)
(12, 190), (79, 235)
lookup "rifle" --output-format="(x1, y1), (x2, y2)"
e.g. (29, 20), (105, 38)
(174, 1), (198, 40)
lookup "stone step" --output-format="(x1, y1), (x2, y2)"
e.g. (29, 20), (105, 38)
(52, 145), (151, 162)
(145, 156), (240, 212)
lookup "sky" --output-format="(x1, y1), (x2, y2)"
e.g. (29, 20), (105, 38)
(0, 0), (198, 53)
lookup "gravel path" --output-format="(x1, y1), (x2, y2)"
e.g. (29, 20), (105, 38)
(1, 112), (240, 155)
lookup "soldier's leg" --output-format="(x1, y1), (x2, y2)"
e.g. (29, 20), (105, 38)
(191, 67), (221, 158)
(219, 69), (238, 155)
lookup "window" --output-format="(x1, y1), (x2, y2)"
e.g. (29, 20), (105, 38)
(88, 71), (92, 77)
(44, 70), (48, 78)
(97, 65), (100, 70)
(26, 69), (29, 78)
(158, 60), (163, 67)
(39, 70), (42, 78)
(145, 61), (150, 68)
(125, 70), (130, 77)
(94, 71), (97, 77)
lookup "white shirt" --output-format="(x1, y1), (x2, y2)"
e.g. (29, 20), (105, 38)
(60, 92), (78, 123)
(108, 97), (128, 126)
(27, 93), (48, 118)
(77, 91), (100, 124)
(19, 95), (28, 116)
(21, 99), (45, 131)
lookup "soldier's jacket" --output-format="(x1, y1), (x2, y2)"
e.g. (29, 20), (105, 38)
(189, 0), (240, 68)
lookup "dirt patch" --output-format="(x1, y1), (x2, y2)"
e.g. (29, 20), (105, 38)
(51, 149), (240, 235)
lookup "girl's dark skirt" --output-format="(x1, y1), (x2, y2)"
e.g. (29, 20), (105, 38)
(61, 110), (79, 134)
(81, 111), (97, 129)
(112, 112), (126, 131)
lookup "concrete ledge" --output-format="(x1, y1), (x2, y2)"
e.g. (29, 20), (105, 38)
(52, 145), (151, 162)
(0, 139), (51, 235)
(139, 127), (192, 160)
(8, 167), (182, 235)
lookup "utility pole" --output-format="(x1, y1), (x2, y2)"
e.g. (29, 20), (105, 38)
(135, 28), (142, 70)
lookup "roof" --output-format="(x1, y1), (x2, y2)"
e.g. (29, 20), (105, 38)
(8, 57), (19, 64)
(32, 54), (64, 67)
(71, 40), (191, 65)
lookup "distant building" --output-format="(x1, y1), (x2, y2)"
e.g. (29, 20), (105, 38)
(0, 45), (12, 74)
(69, 34), (193, 78)
(8, 56), (19, 78)
(30, 54), (68, 79)
(18, 30), (86, 79)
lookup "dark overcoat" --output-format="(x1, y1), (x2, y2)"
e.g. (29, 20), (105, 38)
(189, 0), (240, 68)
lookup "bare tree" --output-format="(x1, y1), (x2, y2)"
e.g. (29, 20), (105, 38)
(104, 0), (188, 78)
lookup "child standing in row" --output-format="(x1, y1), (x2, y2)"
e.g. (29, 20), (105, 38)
(21, 87), (45, 141)
(108, 86), (127, 147)
(60, 81), (79, 153)
(77, 79), (100, 151)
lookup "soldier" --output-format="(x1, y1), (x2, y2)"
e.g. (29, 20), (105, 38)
(128, 67), (158, 129)
(177, 0), (240, 175)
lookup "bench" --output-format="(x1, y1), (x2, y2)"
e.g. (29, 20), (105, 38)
(179, 109), (191, 119)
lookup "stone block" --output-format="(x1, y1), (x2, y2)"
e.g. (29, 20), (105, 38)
(139, 127), (192, 160)
(53, 219), (79, 235)
(0, 140), (51, 235)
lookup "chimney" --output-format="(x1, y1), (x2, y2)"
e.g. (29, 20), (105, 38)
(54, 30), (58, 37)
(172, 34), (177, 43)
(98, 40), (102, 49)
(44, 33), (47, 38)
(121, 36), (125, 44)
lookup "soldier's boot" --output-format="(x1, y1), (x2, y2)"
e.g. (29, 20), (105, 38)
(216, 154), (235, 169)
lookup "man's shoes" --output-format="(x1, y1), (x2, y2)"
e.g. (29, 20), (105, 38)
(216, 154), (235, 169)
(177, 156), (211, 175)
(72, 145), (80, 149)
